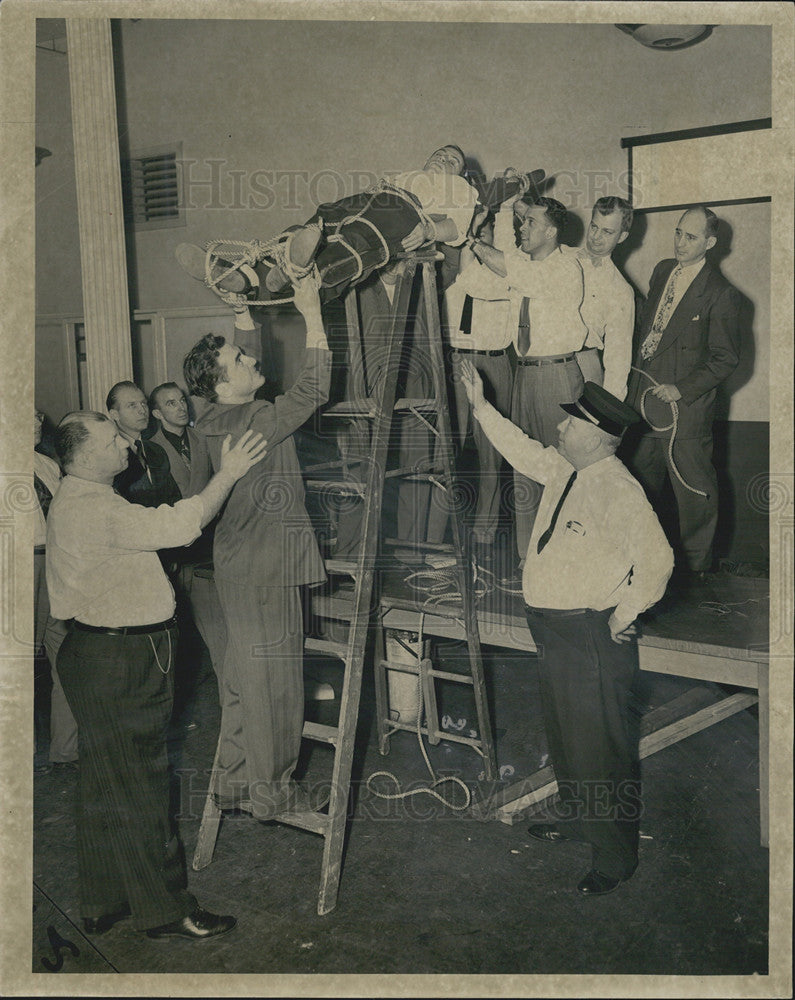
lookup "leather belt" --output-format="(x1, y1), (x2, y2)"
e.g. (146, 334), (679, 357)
(525, 605), (589, 618)
(71, 616), (178, 636)
(517, 353), (576, 367)
(451, 348), (506, 357)
(34, 545), (46, 555)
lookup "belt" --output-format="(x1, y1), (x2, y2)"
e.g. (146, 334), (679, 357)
(525, 605), (590, 618)
(71, 616), (178, 636)
(517, 353), (576, 367)
(34, 545), (46, 555)
(451, 348), (506, 357)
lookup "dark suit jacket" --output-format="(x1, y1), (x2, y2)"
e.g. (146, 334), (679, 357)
(626, 259), (741, 439)
(113, 437), (182, 507)
(150, 426), (213, 499)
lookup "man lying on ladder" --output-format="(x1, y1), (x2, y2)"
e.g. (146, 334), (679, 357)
(175, 145), (544, 312)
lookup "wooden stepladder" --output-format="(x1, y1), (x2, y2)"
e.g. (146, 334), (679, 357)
(192, 251), (496, 915)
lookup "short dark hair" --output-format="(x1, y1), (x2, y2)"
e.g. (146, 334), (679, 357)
(694, 205), (719, 238)
(535, 197), (568, 242)
(148, 381), (182, 414)
(55, 411), (109, 469)
(106, 380), (141, 412)
(183, 334), (227, 402)
(592, 196), (634, 233)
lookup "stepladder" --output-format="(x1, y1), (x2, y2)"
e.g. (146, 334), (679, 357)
(192, 250), (496, 915)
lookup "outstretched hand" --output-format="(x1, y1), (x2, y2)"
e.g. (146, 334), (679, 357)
(458, 357), (485, 409)
(219, 430), (268, 481)
(291, 267), (322, 316)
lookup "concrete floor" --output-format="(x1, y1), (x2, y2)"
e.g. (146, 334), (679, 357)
(32, 629), (769, 981)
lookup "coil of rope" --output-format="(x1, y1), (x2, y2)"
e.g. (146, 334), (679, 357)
(630, 365), (708, 498)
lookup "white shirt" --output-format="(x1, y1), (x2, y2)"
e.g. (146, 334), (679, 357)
(653, 257), (706, 329)
(46, 475), (204, 626)
(465, 209), (587, 356)
(34, 452), (62, 548)
(444, 261), (513, 351)
(476, 402), (674, 628)
(390, 170), (479, 246)
(561, 246), (635, 400)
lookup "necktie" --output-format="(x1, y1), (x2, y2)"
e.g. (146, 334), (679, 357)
(536, 470), (577, 554)
(134, 440), (153, 483)
(517, 296), (531, 356)
(178, 435), (191, 471)
(641, 266), (681, 360)
(458, 294), (474, 336)
(34, 473), (53, 520)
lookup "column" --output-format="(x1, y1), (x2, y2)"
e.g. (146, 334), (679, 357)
(67, 18), (132, 410)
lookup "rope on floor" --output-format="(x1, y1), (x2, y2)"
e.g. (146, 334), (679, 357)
(365, 611), (472, 812)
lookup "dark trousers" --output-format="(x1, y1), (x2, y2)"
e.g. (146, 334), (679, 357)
(254, 191), (421, 303)
(525, 607), (641, 880)
(57, 626), (196, 930)
(628, 433), (719, 572)
(511, 357), (584, 557)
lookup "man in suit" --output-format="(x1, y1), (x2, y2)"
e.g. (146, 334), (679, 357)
(149, 382), (223, 727)
(625, 205), (741, 578)
(106, 381), (181, 508)
(183, 271), (332, 820)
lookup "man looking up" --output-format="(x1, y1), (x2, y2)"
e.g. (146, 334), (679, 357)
(47, 410), (267, 939)
(183, 270), (332, 821)
(465, 186), (587, 564)
(106, 381), (181, 507)
(564, 196), (635, 400)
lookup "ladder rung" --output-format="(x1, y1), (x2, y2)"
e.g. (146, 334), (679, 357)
(377, 660), (474, 685)
(323, 558), (360, 575)
(305, 637), (349, 661)
(384, 466), (446, 481)
(273, 810), (329, 836)
(305, 479), (366, 496)
(311, 595), (356, 620)
(384, 719), (483, 749)
(322, 400), (378, 418)
(393, 398), (438, 412)
(303, 721), (339, 745)
(383, 538), (454, 552)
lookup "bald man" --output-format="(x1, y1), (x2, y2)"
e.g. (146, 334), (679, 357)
(626, 205), (741, 580)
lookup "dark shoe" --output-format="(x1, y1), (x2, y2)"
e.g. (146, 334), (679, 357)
(576, 869), (623, 896)
(52, 760), (79, 774)
(34, 762), (52, 776)
(83, 903), (131, 935)
(146, 906), (237, 940)
(527, 823), (572, 845)
(176, 243), (249, 293)
(213, 792), (253, 814)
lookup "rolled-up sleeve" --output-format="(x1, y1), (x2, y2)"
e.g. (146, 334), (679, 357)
(475, 402), (565, 484)
(106, 495), (205, 551)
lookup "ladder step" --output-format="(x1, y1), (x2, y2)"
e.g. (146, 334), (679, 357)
(304, 637), (349, 661)
(323, 558), (360, 575)
(384, 466), (446, 481)
(393, 398), (438, 412)
(303, 721), (339, 745)
(322, 400), (378, 418)
(377, 660), (474, 685)
(305, 479), (366, 496)
(311, 594), (356, 621)
(383, 538), (454, 553)
(273, 810), (329, 836)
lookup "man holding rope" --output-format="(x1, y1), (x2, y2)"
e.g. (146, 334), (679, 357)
(625, 205), (741, 582)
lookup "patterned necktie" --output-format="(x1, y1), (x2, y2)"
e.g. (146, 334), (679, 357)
(134, 440), (153, 483)
(641, 266), (682, 360)
(517, 296), (531, 356)
(458, 294), (474, 336)
(178, 434), (191, 471)
(34, 473), (53, 520)
(536, 470), (577, 554)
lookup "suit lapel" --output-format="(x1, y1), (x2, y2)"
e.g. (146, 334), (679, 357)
(652, 262), (712, 357)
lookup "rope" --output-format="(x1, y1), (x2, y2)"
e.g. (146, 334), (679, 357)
(630, 365), (708, 498)
(365, 613), (472, 812)
(202, 238), (297, 307)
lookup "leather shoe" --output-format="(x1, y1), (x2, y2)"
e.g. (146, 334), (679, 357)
(82, 903), (131, 935)
(576, 869), (623, 896)
(527, 823), (572, 845)
(146, 906), (237, 940)
(213, 792), (253, 814)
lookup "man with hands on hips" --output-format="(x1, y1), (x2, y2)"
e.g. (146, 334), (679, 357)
(459, 357), (673, 896)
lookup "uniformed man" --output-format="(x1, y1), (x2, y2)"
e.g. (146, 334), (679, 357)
(460, 361), (674, 895)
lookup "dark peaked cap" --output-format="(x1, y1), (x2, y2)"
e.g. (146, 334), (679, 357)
(560, 382), (641, 438)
